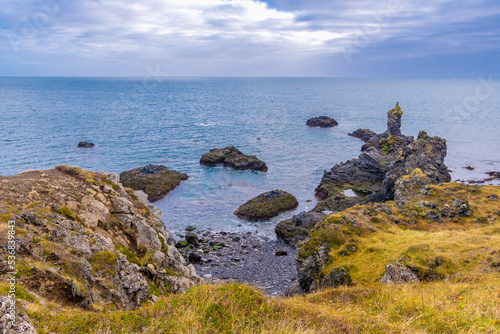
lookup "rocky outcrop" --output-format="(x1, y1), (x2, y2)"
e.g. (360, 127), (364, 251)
(275, 211), (325, 246)
(314, 103), (451, 213)
(77, 141), (95, 148)
(348, 128), (376, 142)
(200, 146), (268, 172)
(306, 116), (338, 128)
(119, 164), (188, 202)
(234, 190), (298, 221)
(0, 166), (200, 311)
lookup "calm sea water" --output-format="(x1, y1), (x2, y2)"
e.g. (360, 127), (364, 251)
(1, 77), (499, 235)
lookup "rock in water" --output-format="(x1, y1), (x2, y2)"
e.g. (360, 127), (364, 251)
(306, 116), (338, 128)
(77, 141), (95, 148)
(234, 190), (298, 221)
(120, 164), (188, 202)
(200, 146), (268, 172)
(348, 128), (377, 142)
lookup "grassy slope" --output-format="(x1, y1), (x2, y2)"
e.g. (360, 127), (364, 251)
(4, 279), (498, 333)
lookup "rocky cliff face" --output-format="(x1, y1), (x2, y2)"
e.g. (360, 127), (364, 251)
(314, 103), (451, 212)
(0, 165), (200, 313)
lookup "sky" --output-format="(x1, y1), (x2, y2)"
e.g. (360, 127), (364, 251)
(0, 0), (499, 77)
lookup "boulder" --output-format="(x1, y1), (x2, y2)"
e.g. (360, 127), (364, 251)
(381, 262), (420, 284)
(234, 190), (298, 221)
(306, 116), (338, 128)
(77, 141), (95, 148)
(348, 128), (376, 142)
(119, 165), (188, 202)
(200, 146), (268, 172)
(275, 211), (325, 246)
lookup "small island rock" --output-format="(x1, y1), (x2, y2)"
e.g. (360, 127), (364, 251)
(120, 165), (188, 202)
(234, 190), (299, 221)
(306, 116), (338, 128)
(200, 146), (268, 172)
(348, 129), (376, 142)
(77, 141), (95, 148)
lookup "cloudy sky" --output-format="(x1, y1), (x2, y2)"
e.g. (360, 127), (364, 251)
(1, 0), (499, 77)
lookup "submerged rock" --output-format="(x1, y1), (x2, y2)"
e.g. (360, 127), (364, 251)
(234, 190), (298, 221)
(200, 146), (268, 172)
(77, 141), (95, 148)
(348, 128), (376, 142)
(306, 116), (338, 128)
(119, 164), (188, 202)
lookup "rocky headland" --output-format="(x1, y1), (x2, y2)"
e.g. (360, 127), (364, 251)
(200, 146), (268, 172)
(0, 165), (200, 314)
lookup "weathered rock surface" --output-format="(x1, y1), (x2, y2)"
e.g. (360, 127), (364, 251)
(77, 141), (95, 148)
(306, 116), (338, 128)
(200, 146), (268, 172)
(119, 164), (188, 202)
(0, 295), (38, 334)
(0, 165), (200, 311)
(234, 190), (298, 221)
(348, 128), (376, 142)
(381, 261), (420, 284)
(275, 211), (325, 246)
(314, 103), (451, 213)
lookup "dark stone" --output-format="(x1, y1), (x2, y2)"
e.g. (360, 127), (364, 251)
(185, 233), (199, 246)
(188, 253), (202, 264)
(200, 146), (267, 172)
(306, 116), (338, 128)
(119, 165), (188, 202)
(275, 211), (325, 246)
(348, 128), (377, 142)
(463, 166), (475, 170)
(77, 141), (95, 148)
(185, 226), (196, 232)
(234, 190), (299, 221)
(175, 241), (188, 248)
(275, 250), (288, 256)
(387, 102), (403, 136)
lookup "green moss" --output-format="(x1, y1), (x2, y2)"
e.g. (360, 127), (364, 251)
(56, 206), (81, 221)
(234, 190), (299, 221)
(119, 247), (143, 267)
(90, 251), (120, 277)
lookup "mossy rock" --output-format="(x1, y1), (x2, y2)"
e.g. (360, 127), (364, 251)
(120, 165), (188, 202)
(234, 190), (298, 221)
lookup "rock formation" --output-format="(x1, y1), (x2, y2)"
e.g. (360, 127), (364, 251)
(306, 116), (338, 128)
(314, 103), (451, 213)
(120, 164), (188, 202)
(348, 128), (376, 142)
(234, 190), (298, 221)
(200, 146), (268, 172)
(275, 211), (325, 246)
(0, 165), (200, 312)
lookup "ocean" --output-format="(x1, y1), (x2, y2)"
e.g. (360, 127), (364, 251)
(1, 77), (499, 235)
